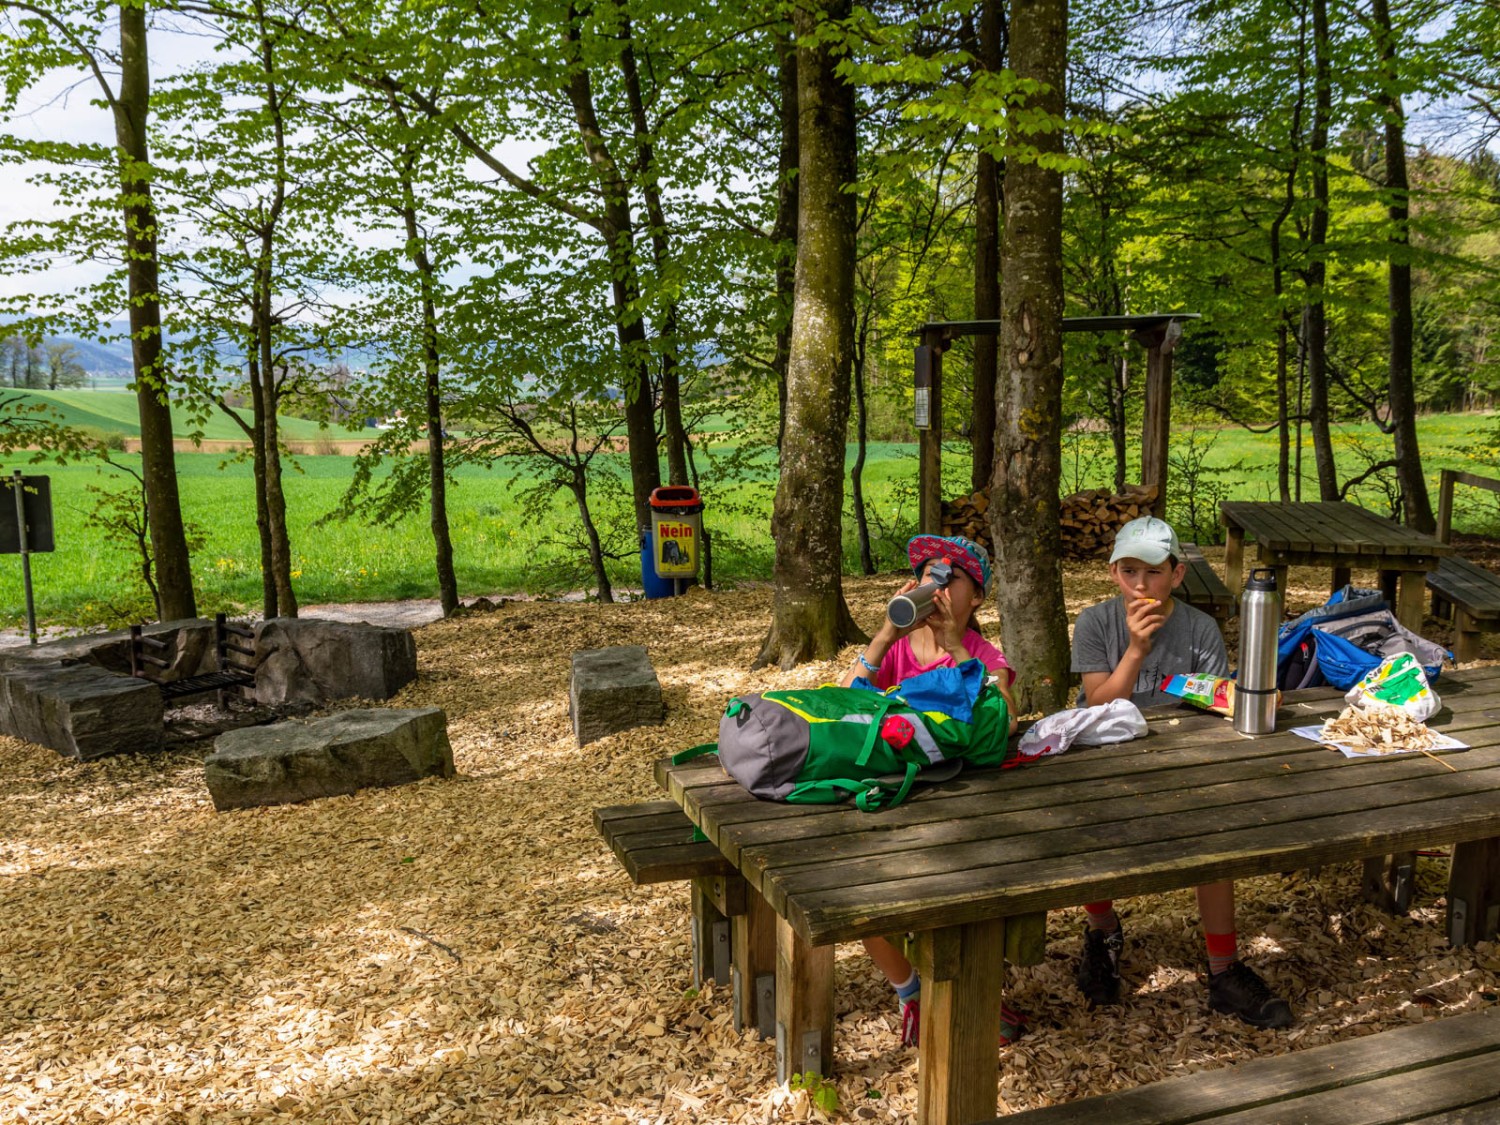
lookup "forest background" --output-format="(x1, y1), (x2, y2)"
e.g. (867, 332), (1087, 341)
(1, 0), (1498, 636)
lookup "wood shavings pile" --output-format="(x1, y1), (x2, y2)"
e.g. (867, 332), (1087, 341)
(0, 567), (1496, 1123)
(1321, 704), (1441, 753)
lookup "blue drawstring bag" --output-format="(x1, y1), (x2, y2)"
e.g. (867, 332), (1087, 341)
(1276, 586), (1450, 691)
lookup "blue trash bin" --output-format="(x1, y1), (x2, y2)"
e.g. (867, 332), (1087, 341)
(640, 530), (676, 599)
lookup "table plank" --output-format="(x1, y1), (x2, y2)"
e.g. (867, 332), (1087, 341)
(794, 782), (1500, 943)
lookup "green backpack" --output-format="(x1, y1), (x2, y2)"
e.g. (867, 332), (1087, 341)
(675, 680), (1011, 811)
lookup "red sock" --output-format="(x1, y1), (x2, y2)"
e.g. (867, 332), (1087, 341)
(1206, 931), (1237, 975)
(1084, 902), (1119, 932)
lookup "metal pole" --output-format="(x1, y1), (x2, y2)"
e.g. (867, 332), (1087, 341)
(13, 470), (36, 645)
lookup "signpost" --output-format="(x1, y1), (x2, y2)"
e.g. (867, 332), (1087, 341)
(1, 471), (55, 645)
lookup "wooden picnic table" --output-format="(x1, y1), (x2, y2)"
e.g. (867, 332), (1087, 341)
(1220, 501), (1452, 633)
(655, 665), (1500, 1125)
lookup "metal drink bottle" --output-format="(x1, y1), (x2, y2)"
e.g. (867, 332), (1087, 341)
(1234, 568), (1281, 736)
(887, 560), (953, 628)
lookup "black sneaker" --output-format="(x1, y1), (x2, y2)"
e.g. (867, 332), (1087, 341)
(1207, 962), (1295, 1029)
(1076, 925), (1125, 1006)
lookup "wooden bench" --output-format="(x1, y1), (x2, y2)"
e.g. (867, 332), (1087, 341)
(130, 613), (256, 704)
(991, 1007), (1500, 1123)
(593, 800), (769, 1027)
(1430, 469), (1500, 663)
(1179, 541), (1235, 625)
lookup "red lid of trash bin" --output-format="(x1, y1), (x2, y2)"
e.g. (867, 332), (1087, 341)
(649, 486), (702, 511)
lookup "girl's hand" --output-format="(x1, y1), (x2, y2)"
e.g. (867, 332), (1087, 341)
(925, 587), (967, 655)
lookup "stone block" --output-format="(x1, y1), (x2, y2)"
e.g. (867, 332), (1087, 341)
(570, 645), (664, 746)
(204, 707), (454, 811)
(254, 618), (417, 708)
(0, 618), (221, 678)
(0, 663), (164, 759)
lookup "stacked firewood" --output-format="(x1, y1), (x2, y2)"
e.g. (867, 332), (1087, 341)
(939, 489), (994, 552)
(1057, 483), (1158, 559)
(940, 483), (1158, 560)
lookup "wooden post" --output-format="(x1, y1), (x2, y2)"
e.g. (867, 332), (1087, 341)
(1447, 837), (1500, 947)
(916, 335), (946, 535)
(1395, 570), (1427, 634)
(1135, 320), (1183, 519)
(690, 878), (732, 988)
(1223, 520), (1246, 598)
(913, 919), (1007, 1125)
(1437, 469), (1454, 544)
(733, 883), (778, 1038)
(774, 917), (834, 1084)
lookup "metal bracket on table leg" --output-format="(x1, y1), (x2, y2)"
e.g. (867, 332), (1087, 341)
(690, 914), (705, 990)
(1451, 897), (1469, 948)
(1392, 860), (1414, 914)
(712, 918), (732, 985)
(775, 1021), (786, 1083)
(732, 966), (745, 1032)
(800, 1030), (823, 1077)
(756, 973), (776, 1040)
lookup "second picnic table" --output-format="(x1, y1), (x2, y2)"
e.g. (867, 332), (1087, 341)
(1220, 500), (1452, 632)
(656, 666), (1500, 1125)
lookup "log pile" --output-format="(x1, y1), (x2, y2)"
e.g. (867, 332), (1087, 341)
(940, 483), (1158, 560)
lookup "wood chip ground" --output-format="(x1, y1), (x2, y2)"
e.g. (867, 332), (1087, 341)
(2, 555), (1498, 1123)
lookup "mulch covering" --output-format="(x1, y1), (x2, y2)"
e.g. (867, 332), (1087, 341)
(2, 555), (1498, 1123)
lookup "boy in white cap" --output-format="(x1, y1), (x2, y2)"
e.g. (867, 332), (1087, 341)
(1069, 516), (1294, 1029)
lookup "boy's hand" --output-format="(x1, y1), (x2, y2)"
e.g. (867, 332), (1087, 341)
(1124, 595), (1168, 654)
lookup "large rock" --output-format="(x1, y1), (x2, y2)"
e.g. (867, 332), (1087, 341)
(204, 707), (454, 811)
(254, 618), (417, 708)
(0, 618), (218, 677)
(0, 663), (164, 759)
(570, 645), (664, 746)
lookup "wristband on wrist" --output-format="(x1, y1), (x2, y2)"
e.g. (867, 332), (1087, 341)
(856, 653), (880, 675)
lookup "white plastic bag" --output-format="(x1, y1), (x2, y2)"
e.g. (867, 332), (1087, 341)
(1344, 653), (1440, 722)
(1016, 698), (1147, 764)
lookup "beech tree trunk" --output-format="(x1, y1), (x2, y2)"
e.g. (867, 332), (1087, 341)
(970, 0), (1003, 491)
(1306, 0), (1339, 501)
(1371, 0), (1434, 533)
(771, 31), (799, 453)
(989, 0), (1071, 715)
(115, 4), (196, 620)
(753, 0), (863, 670)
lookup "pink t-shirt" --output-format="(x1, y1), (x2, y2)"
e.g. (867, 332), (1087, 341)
(875, 629), (1015, 690)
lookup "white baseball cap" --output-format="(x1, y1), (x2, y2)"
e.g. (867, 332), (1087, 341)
(1109, 516), (1181, 565)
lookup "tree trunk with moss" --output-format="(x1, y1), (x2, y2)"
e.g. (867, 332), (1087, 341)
(753, 0), (863, 670)
(989, 0), (1070, 714)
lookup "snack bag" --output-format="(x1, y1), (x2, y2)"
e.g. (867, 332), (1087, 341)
(1344, 653), (1440, 722)
(1160, 673), (1235, 716)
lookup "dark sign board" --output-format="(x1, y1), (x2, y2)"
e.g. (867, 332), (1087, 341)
(0, 475), (55, 554)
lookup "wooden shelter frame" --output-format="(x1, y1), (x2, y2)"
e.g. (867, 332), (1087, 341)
(912, 314), (1199, 533)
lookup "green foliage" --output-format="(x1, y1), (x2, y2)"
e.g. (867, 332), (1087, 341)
(788, 1071), (839, 1114)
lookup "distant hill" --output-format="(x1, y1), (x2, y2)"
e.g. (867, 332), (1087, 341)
(5, 388), (338, 442)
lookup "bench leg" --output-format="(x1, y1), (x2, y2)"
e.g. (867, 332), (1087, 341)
(1224, 527), (1244, 598)
(1447, 837), (1500, 947)
(1453, 608), (1481, 664)
(1363, 851), (1417, 915)
(733, 883), (777, 1038)
(774, 917), (834, 1084)
(1395, 571), (1427, 635)
(690, 878), (733, 989)
(913, 918), (1006, 1125)
(1331, 565), (1351, 594)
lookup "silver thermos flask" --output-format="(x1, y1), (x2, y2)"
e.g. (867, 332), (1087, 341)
(1234, 568), (1281, 736)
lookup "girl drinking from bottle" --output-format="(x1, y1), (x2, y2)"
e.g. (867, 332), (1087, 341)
(838, 535), (1020, 1047)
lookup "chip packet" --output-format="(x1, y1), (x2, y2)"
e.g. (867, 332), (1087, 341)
(1344, 652), (1440, 722)
(1159, 673), (1235, 716)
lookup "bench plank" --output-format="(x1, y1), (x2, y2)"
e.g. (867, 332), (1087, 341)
(992, 1008), (1500, 1124)
(594, 800), (735, 885)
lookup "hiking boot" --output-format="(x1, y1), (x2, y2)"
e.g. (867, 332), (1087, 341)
(900, 998), (920, 1047)
(1207, 961), (1295, 1029)
(1076, 925), (1125, 1006)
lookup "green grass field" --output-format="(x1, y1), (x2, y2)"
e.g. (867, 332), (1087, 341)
(0, 409), (1495, 630)
(6, 389), (338, 443)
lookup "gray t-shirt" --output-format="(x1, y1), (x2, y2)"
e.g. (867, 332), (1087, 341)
(1071, 595), (1228, 709)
